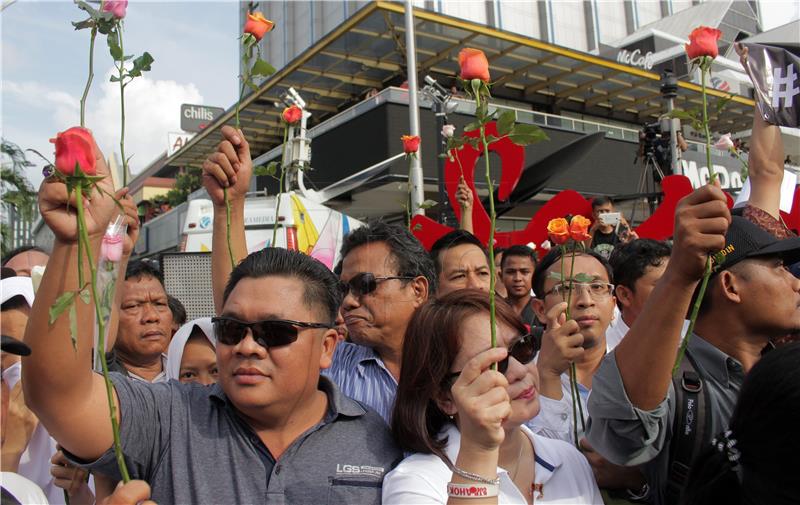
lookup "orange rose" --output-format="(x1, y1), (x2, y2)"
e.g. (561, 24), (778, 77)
(569, 215), (592, 242)
(282, 105), (303, 124)
(401, 135), (421, 154)
(458, 48), (490, 83)
(685, 26), (722, 60)
(547, 217), (569, 245)
(243, 12), (275, 42)
(49, 127), (96, 176)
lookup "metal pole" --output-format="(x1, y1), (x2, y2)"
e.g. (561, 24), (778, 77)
(404, 0), (425, 216)
(667, 98), (681, 175)
(434, 101), (454, 225)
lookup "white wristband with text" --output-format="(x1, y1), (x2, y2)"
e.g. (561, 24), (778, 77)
(447, 482), (500, 498)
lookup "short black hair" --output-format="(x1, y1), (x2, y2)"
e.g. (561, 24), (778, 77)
(125, 259), (164, 285)
(1, 245), (47, 266)
(591, 196), (613, 210)
(532, 245), (613, 299)
(501, 245), (537, 271)
(609, 239), (671, 291)
(429, 230), (487, 277)
(1, 295), (29, 312)
(340, 221), (437, 293)
(168, 295), (187, 327)
(223, 248), (342, 325)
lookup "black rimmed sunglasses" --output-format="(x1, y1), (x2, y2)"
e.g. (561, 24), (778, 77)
(339, 272), (415, 298)
(211, 316), (333, 348)
(446, 332), (537, 382)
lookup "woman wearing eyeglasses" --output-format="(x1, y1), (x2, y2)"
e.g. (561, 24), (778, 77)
(383, 289), (602, 504)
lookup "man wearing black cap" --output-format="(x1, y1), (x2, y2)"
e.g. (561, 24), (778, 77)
(586, 185), (800, 505)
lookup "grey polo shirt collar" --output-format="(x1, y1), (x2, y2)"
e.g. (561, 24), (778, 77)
(687, 334), (740, 387)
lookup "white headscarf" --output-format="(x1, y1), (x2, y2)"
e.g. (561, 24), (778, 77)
(1, 276), (35, 307)
(166, 317), (216, 381)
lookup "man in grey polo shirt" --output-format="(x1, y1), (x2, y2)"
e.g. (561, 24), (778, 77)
(24, 147), (402, 504)
(586, 186), (800, 505)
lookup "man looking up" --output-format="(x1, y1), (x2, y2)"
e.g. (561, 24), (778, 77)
(201, 126), (434, 424)
(107, 260), (173, 383)
(587, 186), (800, 505)
(429, 229), (490, 296)
(501, 245), (537, 327)
(606, 239), (672, 349)
(24, 142), (401, 503)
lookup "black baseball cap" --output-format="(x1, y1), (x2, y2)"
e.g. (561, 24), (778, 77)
(1, 335), (31, 356)
(711, 216), (800, 274)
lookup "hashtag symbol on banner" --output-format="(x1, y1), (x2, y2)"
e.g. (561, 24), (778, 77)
(772, 64), (799, 108)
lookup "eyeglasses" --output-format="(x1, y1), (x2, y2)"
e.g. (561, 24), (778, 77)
(339, 272), (415, 298)
(446, 332), (537, 382)
(543, 281), (614, 300)
(211, 316), (333, 348)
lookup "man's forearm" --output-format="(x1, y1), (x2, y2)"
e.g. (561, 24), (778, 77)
(748, 112), (785, 219)
(459, 207), (474, 234)
(211, 201), (247, 313)
(613, 269), (697, 410)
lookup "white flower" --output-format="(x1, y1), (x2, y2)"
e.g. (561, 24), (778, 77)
(441, 124), (456, 138)
(714, 133), (735, 150)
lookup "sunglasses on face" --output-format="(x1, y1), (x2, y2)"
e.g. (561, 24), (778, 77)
(447, 332), (537, 382)
(339, 272), (415, 298)
(211, 316), (333, 348)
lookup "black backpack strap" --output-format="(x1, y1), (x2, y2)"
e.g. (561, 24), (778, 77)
(665, 352), (709, 504)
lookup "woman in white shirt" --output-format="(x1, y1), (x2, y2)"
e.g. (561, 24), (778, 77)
(384, 289), (601, 505)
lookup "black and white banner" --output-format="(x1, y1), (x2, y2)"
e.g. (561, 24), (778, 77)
(742, 43), (800, 128)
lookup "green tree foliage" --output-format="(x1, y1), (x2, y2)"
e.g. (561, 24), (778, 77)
(164, 167), (202, 207)
(1, 139), (37, 256)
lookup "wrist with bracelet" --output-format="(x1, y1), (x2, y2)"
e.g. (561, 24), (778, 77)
(447, 463), (501, 499)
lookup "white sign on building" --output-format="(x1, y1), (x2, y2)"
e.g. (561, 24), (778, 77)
(167, 132), (195, 157)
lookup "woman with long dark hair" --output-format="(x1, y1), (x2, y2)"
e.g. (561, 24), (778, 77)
(681, 342), (800, 505)
(383, 289), (601, 504)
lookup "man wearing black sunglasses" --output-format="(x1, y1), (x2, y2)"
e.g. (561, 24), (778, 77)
(325, 222), (435, 424)
(25, 136), (402, 504)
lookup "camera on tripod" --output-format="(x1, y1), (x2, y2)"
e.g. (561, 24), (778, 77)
(638, 118), (672, 174)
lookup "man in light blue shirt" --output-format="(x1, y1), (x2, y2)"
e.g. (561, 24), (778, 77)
(325, 222), (435, 423)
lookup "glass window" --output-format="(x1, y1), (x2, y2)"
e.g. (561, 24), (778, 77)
(636, 0), (662, 27)
(498, 0), (540, 39)
(551, 0), (587, 51)
(595, 0), (628, 44)
(441, 1), (487, 24)
(671, 0), (693, 14)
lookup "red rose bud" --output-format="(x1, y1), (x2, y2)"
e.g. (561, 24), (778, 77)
(281, 105), (303, 124)
(50, 127), (96, 176)
(458, 48), (490, 83)
(685, 26), (722, 60)
(401, 135), (421, 154)
(101, 0), (127, 19)
(244, 12), (275, 42)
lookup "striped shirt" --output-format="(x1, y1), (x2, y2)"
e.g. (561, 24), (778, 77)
(322, 342), (398, 424)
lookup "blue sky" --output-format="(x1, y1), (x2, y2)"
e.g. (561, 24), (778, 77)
(1, 0), (798, 190)
(2, 0), (239, 187)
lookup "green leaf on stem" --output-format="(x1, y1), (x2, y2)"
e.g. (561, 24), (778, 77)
(75, 0), (100, 17)
(573, 272), (595, 283)
(418, 199), (438, 210)
(254, 161), (278, 177)
(107, 30), (122, 61)
(508, 132), (544, 146)
(668, 109), (697, 122)
(412, 223), (422, 231)
(72, 18), (94, 30)
(548, 271), (564, 281)
(464, 121), (481, 133)
(69, 301), (79, 352)
(484, 135), (500, 144)
(496, 110), (516, 136)
(245, 80), (259, 92)
(251, 58), (276, 77)
(128, 52), (154, 78)
(242, 33), (256, 48)
(79, 288), (91, 305)
(110, 75), (121, 82)
(715, 94), (733, 114)
(49, 291), (77, 324)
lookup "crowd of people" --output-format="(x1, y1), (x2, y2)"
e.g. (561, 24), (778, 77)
(2, 59), (799, 505)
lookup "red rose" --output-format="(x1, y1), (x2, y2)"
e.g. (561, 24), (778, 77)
(685, 26), (722, 60)
(401, 135), (420, 154)
(458, 48), (490, 83)
(244, 12), (275, 42)
(50, 127), (96, 176)
(569, 215), (592, 242)
(281, 105), (302, 124)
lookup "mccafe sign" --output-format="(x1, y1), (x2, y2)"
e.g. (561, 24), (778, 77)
(617, 48), (656, 70)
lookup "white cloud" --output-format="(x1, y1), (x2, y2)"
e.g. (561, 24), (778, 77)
(86, 69), (204, 175)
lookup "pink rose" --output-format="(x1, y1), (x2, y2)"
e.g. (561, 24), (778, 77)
(49, 127), (96, 176)
(101, 0), (128, 19)
(101, 234), (123, 262)
(714, 133), (735, 150)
